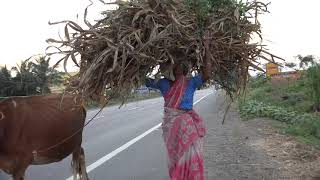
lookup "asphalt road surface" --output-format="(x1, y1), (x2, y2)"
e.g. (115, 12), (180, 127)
(0, 89), (214, 180)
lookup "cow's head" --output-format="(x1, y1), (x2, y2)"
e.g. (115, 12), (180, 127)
(0, 111), (4, 121)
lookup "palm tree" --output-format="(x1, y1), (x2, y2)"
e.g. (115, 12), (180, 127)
(31, 56), (51, 94)
(11, 59), (38, 96)
(1, 56), (63, 97)
(31, 56), (63, 94)
(0, 66), (15, 96)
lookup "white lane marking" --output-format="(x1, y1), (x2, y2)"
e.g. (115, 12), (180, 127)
(66, 92), (213, 180)
(86, 115), (104, 120)
(66, 124), (161, 180)
(194, 93), (211, 105)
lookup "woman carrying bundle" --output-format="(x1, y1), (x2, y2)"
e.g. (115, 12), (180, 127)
(145, 41), (212, 180)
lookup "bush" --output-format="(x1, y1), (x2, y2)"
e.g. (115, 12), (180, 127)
(306, 63), (320, 111)
(239, 100), (297, 122)
(239, 100), (320, 143)
(249, 73), (270, 89)
(238, 58), (320, 146)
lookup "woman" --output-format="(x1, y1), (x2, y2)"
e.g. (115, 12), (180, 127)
(146, 46), (212, 180)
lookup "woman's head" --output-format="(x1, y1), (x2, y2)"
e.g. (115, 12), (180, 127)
(173, 63), (188, 77)
(170, 49), (189, 77)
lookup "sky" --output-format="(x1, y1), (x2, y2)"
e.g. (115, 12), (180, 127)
(0, 0), (319, 71)
(0, 0), (113, 71)
(259, 0), (320, 66)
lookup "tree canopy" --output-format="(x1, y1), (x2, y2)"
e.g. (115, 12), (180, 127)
(0, 56), (63, 97)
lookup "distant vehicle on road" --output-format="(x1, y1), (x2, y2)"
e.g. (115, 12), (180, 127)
(135, 86), (150, 94)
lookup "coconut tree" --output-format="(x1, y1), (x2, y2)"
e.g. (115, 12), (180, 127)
(11, 59), (38, 96)
(0, 66), (15, 96)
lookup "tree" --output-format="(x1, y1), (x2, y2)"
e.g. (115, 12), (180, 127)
(11, 59), (38, 96)
(285, 62), (298, 70)
(296, 55), (315, 69)
(0, 66), (15, 96)
(296, 55), (320, 111)
(31, 56), (63, 94)
(1, 56), (64, 97)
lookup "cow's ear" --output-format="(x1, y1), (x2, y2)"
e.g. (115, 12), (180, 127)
(0, 112), (5, 121)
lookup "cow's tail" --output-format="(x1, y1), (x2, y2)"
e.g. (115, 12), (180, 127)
(71, 147), (89, 180)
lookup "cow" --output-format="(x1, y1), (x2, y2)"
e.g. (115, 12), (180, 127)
(0, 94), (89, 180)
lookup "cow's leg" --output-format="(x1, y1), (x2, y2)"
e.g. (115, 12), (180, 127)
(12, 157), (30, 180)
(0, 155), (14, 174)
(71, 147), (89, 180)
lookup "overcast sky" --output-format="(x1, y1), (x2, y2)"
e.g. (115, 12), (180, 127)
(0, 0), (319, 70)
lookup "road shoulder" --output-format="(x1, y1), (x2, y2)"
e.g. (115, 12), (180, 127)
(201, 92), (320, 180)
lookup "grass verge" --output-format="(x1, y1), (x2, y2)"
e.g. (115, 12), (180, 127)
(238, 75), (320, 147)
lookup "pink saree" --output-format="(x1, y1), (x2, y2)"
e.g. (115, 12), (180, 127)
(162, 76), (206, 180)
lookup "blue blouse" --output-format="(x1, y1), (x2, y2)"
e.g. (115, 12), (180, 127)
(145, 75), (204, 110)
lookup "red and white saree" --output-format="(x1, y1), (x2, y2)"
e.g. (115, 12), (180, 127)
(162, 76), (206, 180)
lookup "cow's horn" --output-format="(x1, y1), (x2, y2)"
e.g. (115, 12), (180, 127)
(0, 112), (4, 121)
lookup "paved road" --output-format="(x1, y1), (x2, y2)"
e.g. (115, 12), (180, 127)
(0, 89), (214, 180)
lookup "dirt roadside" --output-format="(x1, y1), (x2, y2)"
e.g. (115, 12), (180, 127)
(199, 91), (320, 180)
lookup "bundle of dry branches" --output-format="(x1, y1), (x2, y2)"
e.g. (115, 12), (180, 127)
(47, 0), (282, 102)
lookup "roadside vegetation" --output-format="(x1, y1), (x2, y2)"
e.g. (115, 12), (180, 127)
(238, 55), (320, 147)
(0, 56), (63, 97)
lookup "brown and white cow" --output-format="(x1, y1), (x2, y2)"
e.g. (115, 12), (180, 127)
(0, 94), (89, 180)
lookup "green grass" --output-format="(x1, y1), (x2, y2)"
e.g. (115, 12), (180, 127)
(239, 74), (320, 147)
(239, 99), (320, 147)
(247, 77), (315, 112)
